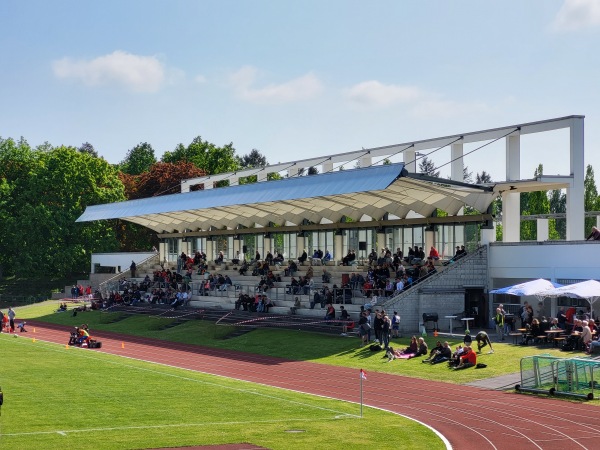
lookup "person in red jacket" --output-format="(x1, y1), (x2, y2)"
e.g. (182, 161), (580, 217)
(454, 345), (477, 370)
(429, 246), (440, 260)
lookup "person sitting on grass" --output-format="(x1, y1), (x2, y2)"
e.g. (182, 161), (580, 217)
(17, 321), (28, 332)
(423, 341), (443, 362)
(401, 336), (418, 355)
(475, 330), (494, 354)
(424, 341), (452, 364)
(453, 345), (477, 370)
(407, 337), (428, 359)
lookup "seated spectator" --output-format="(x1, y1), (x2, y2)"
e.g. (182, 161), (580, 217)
(298, 249), (308, 265)
(285, 260), (298, 277)
(587, 226), (600, 241)
(407, 337), (428, 359)
(253, 251), (261, 262)
(215, 251), (224, 265)
(339, 305), (353, 335)
(273, 251), (284, 265)
(342, 250), (356, 266)
(303, 276), (314, 295)
(261, 295), (274, 313)
(287, 277), (300, 295)
(322, 268), (332, 284)
(401, 336), (418, 356)
(239, 260), (249, 276)
(423, 341), (443, 361)
(429, 246), (440, 260)
(290, 296), (302, 315)
(324, 303), (335, 320)
(580, 320), (593, 351)
(265, 251), (273, 266)
(322, 249), (332, 264)
(453, 345), (477, 370)
(424, 341), (452, 364)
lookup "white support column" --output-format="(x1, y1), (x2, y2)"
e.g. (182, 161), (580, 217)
(376, 231), (385, 251)
(537, 218), (549, 242)
(204, 180), (213, 190)
(451, 142), (465, 216)
(257, 171), (267, 182)
(265, 236), (274, 256)
(322, 161), (334, 174)
(450, 143), (464, 182)
(424, 229), (434, 254)
(159, 242), (166, 265)
(334, 232), (343, 264)
(206, 239), (214, 262)
(296, 235), (305, 258)
(502, 135), (521, 242)
(404, 150), (417, 173)
(567, 117), (585, 240)
(233, 238), (240, 257)
(597, 216), (600, 228)
(359, 155), (372, 168)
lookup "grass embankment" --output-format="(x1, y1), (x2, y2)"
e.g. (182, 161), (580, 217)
(0, 334), (441, 449)
(15, 301), (581, 384)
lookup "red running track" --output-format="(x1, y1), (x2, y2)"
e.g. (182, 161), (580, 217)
(24, 322), (600, 450)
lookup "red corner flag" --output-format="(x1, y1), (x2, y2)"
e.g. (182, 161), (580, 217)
(360, 369), (367, 380)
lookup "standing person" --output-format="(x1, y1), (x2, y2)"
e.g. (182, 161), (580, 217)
(520, 301), (530, 328)
(381, 313), (391, 349)
(494, 307), (505, 341)
(373, 310), (383, 343)
(391, 311), (401, 338)
(475, 330), (494, 354)
(7, 307), (16, 333)
(130, 260), (137, 278)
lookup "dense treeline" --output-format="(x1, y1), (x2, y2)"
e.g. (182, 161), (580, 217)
(0, 136), (269, 279)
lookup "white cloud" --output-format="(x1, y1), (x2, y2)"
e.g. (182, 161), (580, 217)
(343, 79), (489, 118)
(229, 66), (323, 103)
(410, 98), (490, 119)
(343, 80), (421, 107)
(551, 0), (600, 31)
(52, 50), (166, 93)
(194, 74), (207, 84)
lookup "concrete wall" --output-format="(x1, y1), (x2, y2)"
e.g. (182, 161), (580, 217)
(91, 252), (157, 273)
(384, 246), (488, 335)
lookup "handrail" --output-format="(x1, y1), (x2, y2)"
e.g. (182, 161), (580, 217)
(381, 245), (486, 310)
(98, 253), (161, 299)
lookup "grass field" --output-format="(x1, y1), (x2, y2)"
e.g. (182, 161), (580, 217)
(13, 301), (587, 384)
(1, 302), (449, 449)
(0, 333), (442, 449)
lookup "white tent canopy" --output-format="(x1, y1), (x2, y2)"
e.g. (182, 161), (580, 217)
(537, 280), (600, 311)
(489, 278), (562, 299)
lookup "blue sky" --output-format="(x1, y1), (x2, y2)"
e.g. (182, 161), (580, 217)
(1, 0), (599, 181)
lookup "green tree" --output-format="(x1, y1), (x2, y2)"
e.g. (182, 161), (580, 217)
(79, 142), (98, 158)
(549, 189), (566, 239)
(520, 164), (552, 240)
(162, 136), (239, 176)
(476, 171), (492, 184)
(238, 149), (267, 169)
(120, 142), (157, 175)
(584, 164), (600, 234)
(418, 156), (440, 177)
(0, 140), (125, 277)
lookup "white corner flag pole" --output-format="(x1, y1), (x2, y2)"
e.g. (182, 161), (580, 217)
(359, 369), (366, 418)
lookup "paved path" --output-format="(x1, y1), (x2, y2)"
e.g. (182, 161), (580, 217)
(25, 321), (600, 450)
